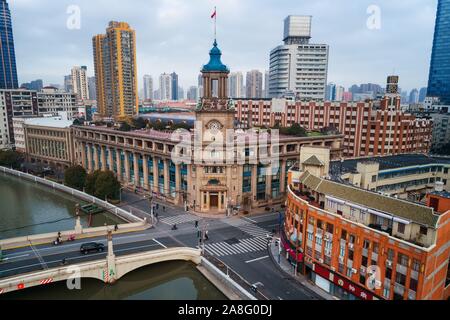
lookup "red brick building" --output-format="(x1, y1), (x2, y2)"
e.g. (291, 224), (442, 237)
(234, 96), (432, 158)
(283, 150), (450, 300)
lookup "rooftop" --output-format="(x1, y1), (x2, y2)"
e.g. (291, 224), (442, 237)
(202, 40), (229, 73)
(24, 117), (73, 128)
(331, 153), (450, 175)
(298, 171), (439, 228)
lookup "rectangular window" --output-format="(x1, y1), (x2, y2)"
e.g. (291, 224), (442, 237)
(385, 268), (392, 280)
(409, 278), (418, 292)
(341, 229), (347, 240)
(419, 226), (428, 236)
(348, 250), (354, 261)
(397, 223), (405, 234)
(395, 273), (406, 286)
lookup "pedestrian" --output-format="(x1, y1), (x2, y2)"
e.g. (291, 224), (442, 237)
(205, 230), (209, 241)
(163, 206), (166, 212)
(114, 224), (118, 232)
(195, 221), (199, 228)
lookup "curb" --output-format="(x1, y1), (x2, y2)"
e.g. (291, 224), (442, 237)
(266, 242), (328, 300)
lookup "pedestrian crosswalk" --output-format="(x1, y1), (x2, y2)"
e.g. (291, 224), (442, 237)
(224, 219), (271, 238)
(203, 237), (269, 257)
(160, 214), (199, 226)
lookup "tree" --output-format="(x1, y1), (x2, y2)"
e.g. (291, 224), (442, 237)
(85, 170), (101, 195)
(94, 171), (121, 201)
(64, 165), (87, 190)
(132, 117), (147, 130)
(0, 150), (24, 169)
(118, 122), (132, 132)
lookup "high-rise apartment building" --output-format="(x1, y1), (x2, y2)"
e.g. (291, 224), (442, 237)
(88, 76), (96, 101)
(427, 0), (450, 104)
(143, 75), (153, 101)
(246, 70), (263, 99)
(171, 72), (179, 101)
(0, 0), (18, 89)
(269, 15), (329, 100)
(159, 73), (172, 101)
(20, 79), (43, 92)
(409, 88), (419, 104)
(264, 70), (269, 98)
(187, 86), (198, 101)
(64, 75), (73, 93)
(228, 72), (244, 98)
(71, 66), (89, 101)
(93, 21), (139, 119)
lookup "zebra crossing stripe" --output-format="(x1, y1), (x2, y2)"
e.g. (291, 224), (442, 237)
(203, 236), (269, 257)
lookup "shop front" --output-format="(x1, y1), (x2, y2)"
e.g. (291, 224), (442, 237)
(306, 263), (381, 300)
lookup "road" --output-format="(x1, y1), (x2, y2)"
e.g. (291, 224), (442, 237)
(0, 190), (320, 300)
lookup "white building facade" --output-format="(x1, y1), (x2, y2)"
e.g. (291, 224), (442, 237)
(269, 15), (329, 100)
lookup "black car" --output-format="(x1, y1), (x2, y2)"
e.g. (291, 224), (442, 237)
(80, 242), (105, 255)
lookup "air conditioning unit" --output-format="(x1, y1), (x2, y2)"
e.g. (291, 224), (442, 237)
(360, 266), (366, 274)
(339, 256), (344, 263)
(386, 260), (392, 267)
(352, 268), (358, 274)
(319, 258), (324, 264)
(348, 243), (354, 250)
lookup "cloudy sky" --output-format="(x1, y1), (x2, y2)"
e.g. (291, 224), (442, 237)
(12, 0), (438, 92)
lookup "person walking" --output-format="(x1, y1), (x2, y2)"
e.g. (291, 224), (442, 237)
(205, 230), (209, 241)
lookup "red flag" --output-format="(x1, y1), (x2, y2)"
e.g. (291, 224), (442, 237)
(211, 8), (216, 19)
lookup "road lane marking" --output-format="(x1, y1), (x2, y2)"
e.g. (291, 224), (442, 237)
(2, 254), (30, 261)
(152, 238), (167, 249)
(245, 256), (269, 264)
(243, 217), (257, 223)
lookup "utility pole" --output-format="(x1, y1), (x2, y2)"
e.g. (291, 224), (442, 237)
(148, 193), (154, 225)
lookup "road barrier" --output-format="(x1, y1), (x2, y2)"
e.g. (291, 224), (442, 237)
(0, 166), (142, 223)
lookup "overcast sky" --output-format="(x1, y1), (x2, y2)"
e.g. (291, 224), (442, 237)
(12, 0), (438, 92)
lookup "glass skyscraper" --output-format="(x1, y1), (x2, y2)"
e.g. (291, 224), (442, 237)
(0, 0), (18, 89)
(427, 0), (450, 104)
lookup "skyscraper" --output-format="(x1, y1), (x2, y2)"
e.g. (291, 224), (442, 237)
(88, 77), (96, 101)
(269, 15), (329, 100)
(71, 66), (89, 101)
(64, 75), (73, 93)
(0, 0), (18, 89)
(409, 89), (419, 104)
(93, 21), (139, 118)
(159, 73), (172, 101)
(427, 0), (450, 104)
(228, 72), (244, 98)
(187, 86), (198, 101)
(246, 70), (263, 99)
(171, 72), (179, 101)
(264, 70), (269, 98)
(419, 87), (428, 103)
(143, 75), (153, 100)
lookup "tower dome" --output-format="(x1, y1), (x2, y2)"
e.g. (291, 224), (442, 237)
(202, 40), (229, 73)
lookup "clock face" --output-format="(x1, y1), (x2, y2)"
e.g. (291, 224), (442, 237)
(207, 120), (222, 133)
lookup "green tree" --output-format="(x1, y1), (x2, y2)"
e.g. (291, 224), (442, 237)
(94, 171), (121, 201)
(85, 170), (101, 195)
(64, 165), (87, 191)
(118, 122), (132, 132)
(132, 117), (147, 130)
(0, 150), (24, 169)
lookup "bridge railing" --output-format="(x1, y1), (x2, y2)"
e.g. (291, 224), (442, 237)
(203, 252), (270, 300)
(0, 166), (142, 223)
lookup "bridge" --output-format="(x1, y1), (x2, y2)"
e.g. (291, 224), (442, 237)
(0, 231), (202, 295)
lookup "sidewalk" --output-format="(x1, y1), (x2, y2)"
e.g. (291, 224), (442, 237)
(267, 238), (338, 300)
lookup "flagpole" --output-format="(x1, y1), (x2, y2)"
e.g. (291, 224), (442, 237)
(214, 6), (217, 40)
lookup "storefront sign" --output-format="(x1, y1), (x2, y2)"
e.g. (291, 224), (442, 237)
(313, 264), (376, 300)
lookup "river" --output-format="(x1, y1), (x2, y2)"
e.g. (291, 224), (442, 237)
(0, 173), (226, 300)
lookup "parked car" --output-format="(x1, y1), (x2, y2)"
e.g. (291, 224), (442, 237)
(80, 242), (105, 255)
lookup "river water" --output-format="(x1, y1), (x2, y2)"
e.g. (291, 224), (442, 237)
(0, 173), (226, 300)
(0, 173), (124, 239)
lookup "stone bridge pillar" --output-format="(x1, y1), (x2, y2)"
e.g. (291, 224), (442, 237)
(106, 231), (117, 284)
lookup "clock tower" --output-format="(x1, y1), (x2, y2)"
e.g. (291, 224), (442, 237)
(190, 39), (239, 214)
(195, 39), (235, 140)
